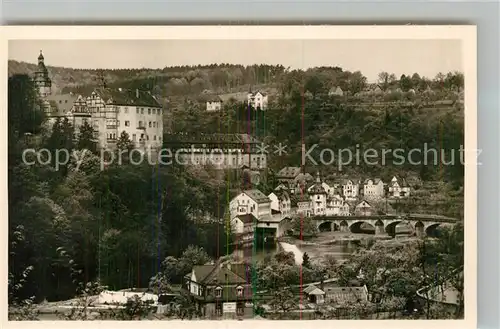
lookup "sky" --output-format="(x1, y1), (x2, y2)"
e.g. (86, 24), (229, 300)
(9, 39), (462, 82)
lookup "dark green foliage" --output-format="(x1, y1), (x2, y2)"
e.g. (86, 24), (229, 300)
(302, 252), (311, 268)
(77, 120), (97, 153)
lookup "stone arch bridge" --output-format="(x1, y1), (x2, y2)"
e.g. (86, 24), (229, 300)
(313, 214), (458, 237)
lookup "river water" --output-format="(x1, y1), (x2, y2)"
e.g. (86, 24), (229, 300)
(236, 232), (361, 265)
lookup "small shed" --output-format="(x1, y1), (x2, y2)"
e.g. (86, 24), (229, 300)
(303, 284), (326, 305)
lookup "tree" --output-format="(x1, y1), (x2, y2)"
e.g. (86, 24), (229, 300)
(302, 252), (311, 268)
(116, 131), (134, 153)
(410, 73), (421, 88)
(172, 291), (200, 319)
(377, 72), (396, 91)
(77, 120), (97, 153)
(433, 72), (446, 90)
(291, 217), (318, 239)
(269, 288), (297, 317)
(346, 71), (367, 95)
(305, 75), (327, 97)
(444, 72), (464, 92)
(399, 74), (413, 92)
(8, 74), (45, 143)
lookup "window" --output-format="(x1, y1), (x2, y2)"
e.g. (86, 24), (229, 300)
(132, 134), (136, 141)
(136, 108), (139, 114)
(141, 108), (144, 114)
(148, 109), (151, 115)
(139, 121), (143, 127)
(215, 287), (222, 298)
(146, 135), (149, 141)
(153, 122), (156, 128)
(149, 122), (152, 128)
(237, 286), (243, 297)
(117, 120), (120, 127)
(153, 135), (157, 141)
(125, 121), (130, 127)
(65, 100), (68, 103)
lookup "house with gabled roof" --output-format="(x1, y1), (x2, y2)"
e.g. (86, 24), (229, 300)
(354, 200), (374, 216)
(247, 90), (268, 110)
(388, 176), (411, 198)
(184, 262), (253, 319)
(229, 189), (271, 215)
(304, 284), (326, 304)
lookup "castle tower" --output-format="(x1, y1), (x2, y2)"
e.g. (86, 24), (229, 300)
(33, 50), (52, 97)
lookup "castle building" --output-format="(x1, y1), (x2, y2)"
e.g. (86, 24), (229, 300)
(34, 51), (163, 151)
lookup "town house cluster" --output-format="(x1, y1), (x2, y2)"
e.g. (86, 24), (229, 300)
(33, 51), (163, 150)
(229, 166), (411, 239)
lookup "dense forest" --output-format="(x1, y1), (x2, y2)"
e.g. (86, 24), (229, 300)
(9, 59), (463, 102)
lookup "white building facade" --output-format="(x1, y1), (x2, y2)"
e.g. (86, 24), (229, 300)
(34, 51), (163, 151)
(229, 190), (272, 234)
(247, 91), (268, 110)
(363, 178), (385, 199)
(342, 179), (360, 200)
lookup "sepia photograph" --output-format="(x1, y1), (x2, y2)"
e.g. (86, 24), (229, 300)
(3, 26), (476, 328)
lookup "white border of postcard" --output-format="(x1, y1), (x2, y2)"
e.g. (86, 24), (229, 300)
(0, 25), (477, 329)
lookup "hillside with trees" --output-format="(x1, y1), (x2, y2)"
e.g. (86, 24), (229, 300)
(8, 74), (233, 305)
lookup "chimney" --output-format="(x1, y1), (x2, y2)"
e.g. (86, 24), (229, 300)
(136, 89), (139, 98)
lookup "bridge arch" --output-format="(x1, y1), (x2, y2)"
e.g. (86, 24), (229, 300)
(385, 220), (403, 237)
(349, 221), (375, 234)
(425, 223), (441, 236)
(318, 221), (333, 232)
(414, 221), (424, 237)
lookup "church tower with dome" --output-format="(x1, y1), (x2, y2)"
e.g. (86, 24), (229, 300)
(33, 50), (52, 97)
